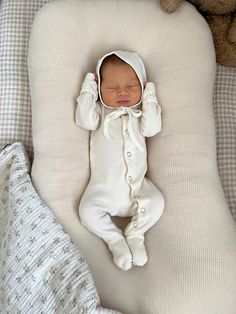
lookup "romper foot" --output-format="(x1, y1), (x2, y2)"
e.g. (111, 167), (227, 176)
(126, 237), (148, 266)
(109, 238), (133, 271)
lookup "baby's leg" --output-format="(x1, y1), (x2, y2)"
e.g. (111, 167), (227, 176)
(110, 238), (133, 271)
(125, 182), (164, 266)
(79, 202), (132, 270)
(126, 237), (147, 266)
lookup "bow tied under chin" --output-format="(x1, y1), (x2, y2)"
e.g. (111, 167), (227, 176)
(103, 106), (144, 152)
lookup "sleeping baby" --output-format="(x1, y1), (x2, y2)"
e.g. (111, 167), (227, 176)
(76, 50), (164, 270)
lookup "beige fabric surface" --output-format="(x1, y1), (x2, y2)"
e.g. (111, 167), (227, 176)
(28, 0), (236, 313)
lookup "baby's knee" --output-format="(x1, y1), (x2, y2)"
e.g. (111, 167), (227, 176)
(157, 190), (165, 212)
(79, 203), (95, 227)
(150, 192), (165, 222)
(79, 202), (106, 227)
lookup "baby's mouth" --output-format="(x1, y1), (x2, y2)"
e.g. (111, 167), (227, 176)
(117, 100), (130, 105)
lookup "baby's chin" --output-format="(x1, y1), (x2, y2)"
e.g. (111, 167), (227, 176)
(114, 101), (136, 108)
(102, 100), (139, 108)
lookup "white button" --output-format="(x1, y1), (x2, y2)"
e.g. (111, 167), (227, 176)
(125, 129), (129, 134)
(128, 176), (132, 182)
(141, 208), (145, 213)
(127, 152), (131, 157)
(133, 223), (137, 228)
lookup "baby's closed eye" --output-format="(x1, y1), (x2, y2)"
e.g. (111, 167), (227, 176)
(128, 84), (139, 88)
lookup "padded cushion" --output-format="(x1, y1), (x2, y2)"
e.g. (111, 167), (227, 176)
(28, 0), (236, 313)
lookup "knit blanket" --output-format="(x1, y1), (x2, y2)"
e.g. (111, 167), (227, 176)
(0, 142), (121, 314)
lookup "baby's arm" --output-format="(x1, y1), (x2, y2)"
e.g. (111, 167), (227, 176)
(75, 73), (101, 130)
(140, 82), (162, 137)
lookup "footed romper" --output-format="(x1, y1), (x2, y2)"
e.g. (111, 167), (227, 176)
(76, 50), (164, 269)
(77, 103), (164, 246)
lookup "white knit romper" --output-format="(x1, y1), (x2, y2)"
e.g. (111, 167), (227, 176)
(76, 50), (164, 249)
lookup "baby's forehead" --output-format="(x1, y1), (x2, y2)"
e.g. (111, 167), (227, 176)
(101, 61), (133, 71)
(101, 63), (139, 80)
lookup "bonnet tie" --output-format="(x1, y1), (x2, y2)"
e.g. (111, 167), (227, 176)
(103, 107), (144, 152)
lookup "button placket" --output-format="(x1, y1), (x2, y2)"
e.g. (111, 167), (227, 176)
(123, 117), (135, 188)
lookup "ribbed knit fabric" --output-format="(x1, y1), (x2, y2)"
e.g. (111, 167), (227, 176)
(0, 142), (121, 314)
(28, 0), (236, 313)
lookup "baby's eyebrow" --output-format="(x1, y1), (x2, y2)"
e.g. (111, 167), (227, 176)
(128, 78), (139, 82)
(102, 79), (116, 84)
(102, 77), (139, 84)
(103, 82), (117, 86)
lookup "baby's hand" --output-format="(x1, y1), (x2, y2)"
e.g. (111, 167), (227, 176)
(143, 82), (156, 96)
(81, 72), (98, 100)
(142, 82), (158, 104)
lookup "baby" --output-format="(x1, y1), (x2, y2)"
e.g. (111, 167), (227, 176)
(76, 50), (164, 271)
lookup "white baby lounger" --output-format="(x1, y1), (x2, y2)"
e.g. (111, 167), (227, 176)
(28, 0), (236, 313)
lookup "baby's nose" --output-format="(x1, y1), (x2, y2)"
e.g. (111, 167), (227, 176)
(118, 88), (129, 95)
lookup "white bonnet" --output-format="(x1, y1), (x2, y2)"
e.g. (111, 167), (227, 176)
(96, 50), (147, 108)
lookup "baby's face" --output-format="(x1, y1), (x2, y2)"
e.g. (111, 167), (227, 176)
(100, 62), (142, 108)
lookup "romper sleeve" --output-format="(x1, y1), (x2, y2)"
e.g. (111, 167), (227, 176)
(140, 82), (162, 137)
(75, 73), (101, 131)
